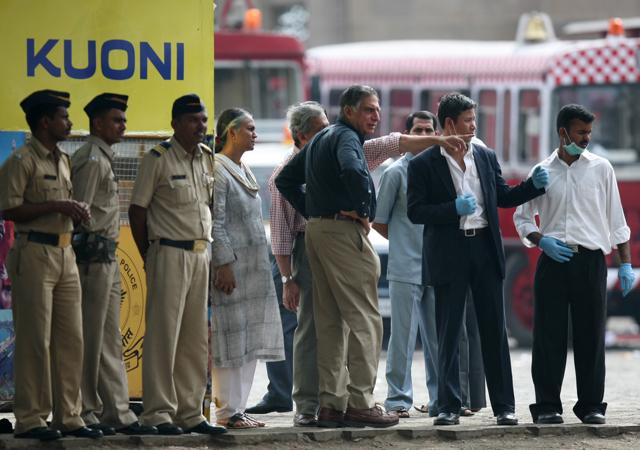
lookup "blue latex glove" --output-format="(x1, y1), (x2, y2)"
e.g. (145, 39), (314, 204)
(531, 165), (549, 189)
(538, 236), (574, 263)
(455, 193), (477, 216)
(619, 263), (635, 297)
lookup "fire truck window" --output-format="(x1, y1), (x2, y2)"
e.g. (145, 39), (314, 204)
(214, 65), (300, 121)
(389, 89), (413, 132)
(518, 90), (541, 163)
(478, 90), (497, 149)
(419, 89), (471, 125)
(327, 88), (344, 124)
(503, 90), (511, 162)
(214, 67), (251, 116)
(552, 85), (640, 165)
(254, 67), (300, 119)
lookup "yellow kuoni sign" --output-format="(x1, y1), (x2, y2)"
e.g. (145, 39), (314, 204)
(0, 0), (214, 134)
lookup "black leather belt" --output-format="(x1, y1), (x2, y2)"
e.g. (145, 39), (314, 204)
(159, 238), (208, 252)
(460, 228), (488, 238)
(312, 214), (358, 223)
(25, 231), (72, 247)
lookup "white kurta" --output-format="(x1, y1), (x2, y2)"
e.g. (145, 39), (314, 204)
(211, 154), (284, 368)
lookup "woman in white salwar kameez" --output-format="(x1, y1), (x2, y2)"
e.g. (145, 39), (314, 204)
(210, 108), (285, 429)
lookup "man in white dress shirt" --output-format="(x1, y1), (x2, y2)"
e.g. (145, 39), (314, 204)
(514, 104), (635, 425)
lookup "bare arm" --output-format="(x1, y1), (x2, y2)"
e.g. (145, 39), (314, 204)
(128, 204), (149, 259)
(399, 134), (471, 155)
(3, 200), (90, 224)
(616, 241), (632, 264)
(371, 222), (389, 239)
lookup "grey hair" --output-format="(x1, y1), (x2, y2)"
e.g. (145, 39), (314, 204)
(287, 101), (326, 147)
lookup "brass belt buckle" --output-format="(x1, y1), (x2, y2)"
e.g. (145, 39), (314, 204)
(58, 233), (72, 248)
(193, 240), (207, 253)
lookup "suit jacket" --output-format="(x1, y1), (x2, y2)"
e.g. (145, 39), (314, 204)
(407, 143), (544, 286)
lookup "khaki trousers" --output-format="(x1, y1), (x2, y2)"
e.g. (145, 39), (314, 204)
(140, 242), (208, 429)
(290, 233), (320, 415)
(7, 238), (84, 433)
(78, 260), (137, 427)
(305, 219), (382, 411)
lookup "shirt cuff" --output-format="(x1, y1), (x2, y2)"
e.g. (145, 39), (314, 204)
(516, 223), (540, 248)
(211, 243), (235, 266)
(611, 225), (631, 247)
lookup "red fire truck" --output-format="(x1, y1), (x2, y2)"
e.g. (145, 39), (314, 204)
(307, 16), (640, 345)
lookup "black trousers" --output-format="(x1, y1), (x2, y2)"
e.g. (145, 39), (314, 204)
(434, 231), (515, 416)
(530, 248), (607, 421)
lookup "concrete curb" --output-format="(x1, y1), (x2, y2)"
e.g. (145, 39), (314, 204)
(0, 423), (638, 448)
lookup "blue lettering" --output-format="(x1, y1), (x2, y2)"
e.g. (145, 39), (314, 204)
(140, 42), (171, 79)
(27, 38), (60, 77)
(101, 39), (135, 80)
(177, 43), (184, 80)
(26, 38), (183, 80)
(63, 40), (96, 79)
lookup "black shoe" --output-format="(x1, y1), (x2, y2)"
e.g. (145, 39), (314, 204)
(535, 412), (563, 424)
(582, 412), (605, 424)
(184, 420), (227, 435)
(496, 412), (518, 426)
(433, 412), (460, 425)
(156, 422), (183, 435)
(294, 413), (318, 427)
(87, 422), (116, 436)
(245, 401), (292, 414)
(63, 426), (104, 438)
(117, 421), (158, 435)
(15, 426), (62, 441)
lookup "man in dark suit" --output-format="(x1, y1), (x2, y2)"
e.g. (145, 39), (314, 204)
(406, 93), (549, 426)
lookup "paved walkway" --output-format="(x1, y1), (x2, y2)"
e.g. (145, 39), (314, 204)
(0, 349), (638, 448)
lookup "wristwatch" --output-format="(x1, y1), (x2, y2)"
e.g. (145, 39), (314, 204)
(281, 274), (294, 284)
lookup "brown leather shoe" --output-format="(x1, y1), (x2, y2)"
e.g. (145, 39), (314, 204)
(317, 407), (344, 428)
(293, 413), (318, 427)
(344, 405), (399, 428)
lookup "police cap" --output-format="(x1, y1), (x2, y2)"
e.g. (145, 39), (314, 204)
(172, 94), (205, 118)
(20, 89), (71, 114)
(84, 93), (128, 118)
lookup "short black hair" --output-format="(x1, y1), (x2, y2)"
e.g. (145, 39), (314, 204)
(437, 93), (476, 131)
(26, 104), (60, 133)
(556, 104), (595, 133)
(338, 85), (378, 120)
(405, 110), (438, 132)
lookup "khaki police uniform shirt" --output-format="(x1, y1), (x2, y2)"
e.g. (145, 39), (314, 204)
(71, 136), (120, 240)
(130, 136), (214, 241)
(0, 137), (73, 234)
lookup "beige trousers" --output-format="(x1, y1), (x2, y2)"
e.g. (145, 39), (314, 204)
(78, 260), (137, 427)
(140, 242), (209, 429)
(305, 218), (382, 411)
(7, 238), (85, 433)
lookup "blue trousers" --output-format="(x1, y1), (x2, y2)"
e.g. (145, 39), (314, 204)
(259, 257), (297, 408)
(384, 281), (438, 413)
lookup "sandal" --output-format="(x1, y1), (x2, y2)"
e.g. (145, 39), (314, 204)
(243, 414), (266, 427)
(414, 404), (429, 414)
(218, 413), (260, 429)
(391, 408), (410, 418)
(460, 408), (475, 417)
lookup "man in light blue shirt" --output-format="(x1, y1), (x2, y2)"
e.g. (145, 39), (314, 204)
(372, 111), (440, 418)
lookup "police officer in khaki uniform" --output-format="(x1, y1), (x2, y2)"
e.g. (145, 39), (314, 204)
(128, 94), (226, 435)
(71, 93), (144, 435)
(0, 90), (103, 440)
